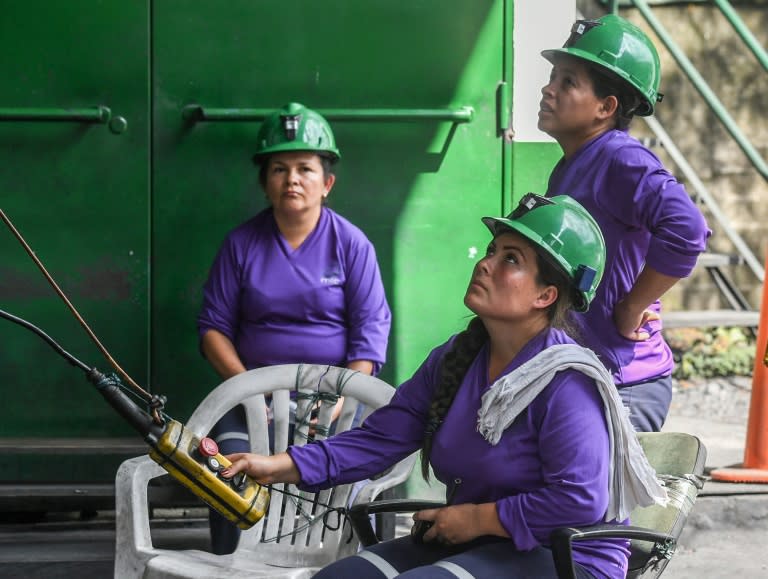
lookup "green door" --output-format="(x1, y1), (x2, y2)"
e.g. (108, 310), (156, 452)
(0, 1), (150, 480)
(151, 0), (511, 423)
(0, 0), (512, 493)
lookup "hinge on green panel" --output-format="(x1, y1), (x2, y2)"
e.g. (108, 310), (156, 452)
(496, 82), (514, 142)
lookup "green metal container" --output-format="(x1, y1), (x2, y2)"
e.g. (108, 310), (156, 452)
(0, 0), (559, 501)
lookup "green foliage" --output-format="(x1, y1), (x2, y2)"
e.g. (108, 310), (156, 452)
(664, 327), (756, 379)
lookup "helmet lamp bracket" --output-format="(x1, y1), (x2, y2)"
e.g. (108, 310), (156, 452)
(564, 19), (602, 48)
(282, 114), (300, 141)
(510, 192), (555, 220)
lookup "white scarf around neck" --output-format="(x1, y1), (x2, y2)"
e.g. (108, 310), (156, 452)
(477, 343), (668, 521)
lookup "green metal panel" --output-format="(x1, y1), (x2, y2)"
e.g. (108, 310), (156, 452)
(392, 3), (509, 385)
(151, 1), (508, 422)
(0, 0), (512, 494)
(511, 141), (562, 199)
(0, 1), (149, 480)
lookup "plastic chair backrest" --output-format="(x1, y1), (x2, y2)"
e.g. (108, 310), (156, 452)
(185, 364), (395, 566)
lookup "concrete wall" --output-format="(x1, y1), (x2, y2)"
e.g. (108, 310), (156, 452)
(580, 1), (768, 312)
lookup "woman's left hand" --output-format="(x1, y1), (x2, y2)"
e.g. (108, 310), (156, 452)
(613, 268), (678, 341)
(614, 299), (660, 341)
(414, 504), (487, 545)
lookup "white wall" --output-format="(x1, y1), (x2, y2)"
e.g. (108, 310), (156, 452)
(513, 0), (576, 142)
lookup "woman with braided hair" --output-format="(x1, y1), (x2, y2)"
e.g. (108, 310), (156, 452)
(222, 193), (667, 578)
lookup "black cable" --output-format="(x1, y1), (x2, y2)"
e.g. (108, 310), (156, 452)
(0, 307), (91, 373)
(0, 307), (354, 538)
(260, 483), (353, 544)
(1, 208), (150, 399)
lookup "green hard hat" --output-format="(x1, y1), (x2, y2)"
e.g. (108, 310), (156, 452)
(482, 193), (606, 312)
(252, 102), (341, 163)
(541, 14), (662, 116)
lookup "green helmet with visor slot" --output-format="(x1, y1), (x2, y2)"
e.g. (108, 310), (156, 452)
(482, 193), (606, 312)
(252, 102), (341, 164)
(541, 14), (663, 116)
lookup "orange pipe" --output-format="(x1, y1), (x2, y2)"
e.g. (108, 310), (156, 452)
(743, 250), (768, 469)
(711, 248), (768, 482)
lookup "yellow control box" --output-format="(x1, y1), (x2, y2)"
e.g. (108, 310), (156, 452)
(148, 419), (270, 529)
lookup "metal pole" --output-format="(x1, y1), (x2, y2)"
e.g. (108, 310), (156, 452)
(713, 0), (768, 74)
(633, 0), (768, 181)
(183, 105), (474, 123)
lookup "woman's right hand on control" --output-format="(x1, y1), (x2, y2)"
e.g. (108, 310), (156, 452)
(222, 452), (301, 484)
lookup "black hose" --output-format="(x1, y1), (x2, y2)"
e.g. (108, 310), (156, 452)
(0, 307), (91, 373)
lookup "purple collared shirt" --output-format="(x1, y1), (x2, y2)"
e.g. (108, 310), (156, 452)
(197, 207), (391, 371)
(288, 327), (630, 578)
(547, 129), (710, 384)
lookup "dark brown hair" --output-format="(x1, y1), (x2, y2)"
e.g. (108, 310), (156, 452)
(586, 64), (644, 131)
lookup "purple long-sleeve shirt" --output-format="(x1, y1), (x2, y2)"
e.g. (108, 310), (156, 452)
(288, 327), (630, 579)
(197, 207), (391, 371)
(546, 129), (710, 385)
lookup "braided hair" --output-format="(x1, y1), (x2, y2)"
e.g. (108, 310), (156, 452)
(420, 316), (487, 479)
(419, 242), (578, 480)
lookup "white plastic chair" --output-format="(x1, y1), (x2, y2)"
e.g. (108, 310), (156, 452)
(114, 364), (416, 578)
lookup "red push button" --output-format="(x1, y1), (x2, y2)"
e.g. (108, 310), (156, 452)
(199, 437), (220, 457)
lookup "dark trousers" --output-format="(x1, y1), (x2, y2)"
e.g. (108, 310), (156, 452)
(313, 535), (595, 579)
(617, 375), (673, 432)
(208, 405), (252, 555)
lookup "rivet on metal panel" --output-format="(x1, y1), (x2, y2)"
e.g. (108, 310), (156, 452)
(109, 116), (128, 134)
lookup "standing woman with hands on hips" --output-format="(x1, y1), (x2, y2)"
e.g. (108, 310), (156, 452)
(222, 193), (667, 579)
(538, 14), (711, 432)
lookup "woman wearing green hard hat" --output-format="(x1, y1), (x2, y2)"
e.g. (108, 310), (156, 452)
(222, 192), (665, 579)
(538, 14), (710, 432)
(197, 103), (391, 554)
